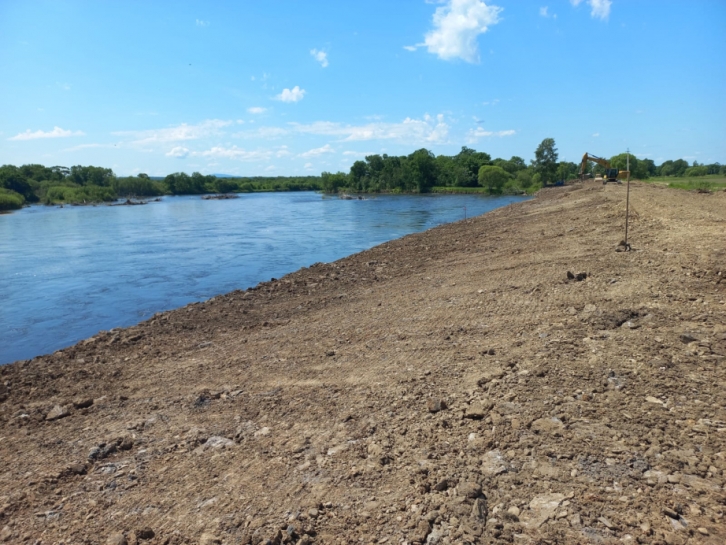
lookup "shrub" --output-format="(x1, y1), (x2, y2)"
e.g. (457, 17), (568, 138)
(0, 188), (25, 210)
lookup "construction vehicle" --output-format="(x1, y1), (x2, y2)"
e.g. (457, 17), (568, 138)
(579, 153), (629, 184)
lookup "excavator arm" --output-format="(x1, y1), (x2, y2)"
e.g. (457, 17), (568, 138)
(580, 153), (629, 183)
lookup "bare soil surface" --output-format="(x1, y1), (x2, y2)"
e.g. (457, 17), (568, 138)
(1, 182), (725, 545)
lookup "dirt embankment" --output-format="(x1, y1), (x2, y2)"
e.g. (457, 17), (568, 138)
(1, 182), (725, 545)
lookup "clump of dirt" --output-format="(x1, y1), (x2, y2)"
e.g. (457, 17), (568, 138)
(1, 181), (725, 545)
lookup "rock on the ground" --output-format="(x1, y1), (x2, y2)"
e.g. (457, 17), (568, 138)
(46, 404), (70, 421)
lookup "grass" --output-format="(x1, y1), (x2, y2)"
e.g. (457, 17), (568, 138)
(642, 175), (726, 192)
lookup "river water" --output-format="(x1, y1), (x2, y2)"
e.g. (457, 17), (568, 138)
(0, 192), (527, 364)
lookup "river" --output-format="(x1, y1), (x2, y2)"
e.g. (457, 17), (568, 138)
(0, 192), (527, 364)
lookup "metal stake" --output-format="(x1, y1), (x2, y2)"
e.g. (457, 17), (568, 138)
(624, 149), (631, 249)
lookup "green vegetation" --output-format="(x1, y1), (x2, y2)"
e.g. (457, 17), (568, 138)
(0, 163), (324, 208)
(1, 141), (722, 210)
(644, 175), (726, 192)
(0, 188), (25, 210)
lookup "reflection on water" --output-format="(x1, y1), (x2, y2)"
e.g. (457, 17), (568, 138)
(0, 192), (527, 364)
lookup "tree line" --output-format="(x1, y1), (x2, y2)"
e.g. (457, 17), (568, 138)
(0, 163), (322, 210)
(322, 138), (724, 195)
(1, 141), (723, 210)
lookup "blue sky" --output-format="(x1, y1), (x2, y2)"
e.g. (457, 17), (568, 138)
(1, 0), (724, 176)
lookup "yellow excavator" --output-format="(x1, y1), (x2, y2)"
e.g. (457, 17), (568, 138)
(579, 153), (629, 184)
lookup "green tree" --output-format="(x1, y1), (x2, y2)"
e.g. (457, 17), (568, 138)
(0, 165), (36, 201)
(532, 138), (558, 185)
(684, 166), (708, 177)
(407, 148), (438, 192)
(455, 146), (491, 186)
(478, 165), (511, 194)
(555, 161), (579, 181)
(350, 160), (368, 191)
(321, 171), (349, 193)
(68, 165), (115, 186)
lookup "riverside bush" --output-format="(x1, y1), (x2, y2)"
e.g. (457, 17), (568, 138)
(0, 188), (25, 210)
(45, 184), (117, 204)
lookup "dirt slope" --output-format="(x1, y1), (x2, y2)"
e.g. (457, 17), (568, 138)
(1, 182), (725, 545)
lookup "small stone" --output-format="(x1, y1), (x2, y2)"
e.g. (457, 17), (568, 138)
(427, 399), (446, 413)
(645, 396), (664, 405)
(308, 508), (319, 518)
(73, 398), (94, 409)
(679, 334), (698, 344)
(68, 463), (86, 475)
(325, 350), (336, 357)
(458, 481), (482, 499)
(697, 527), (709, 535)
(106, 533), (127, 545)
(434, 478), (450, 492)
(663, 507), (678, 519)
(204, 436), (234, 449)
(507, 506), (520, 517)
(119, 436), (134, 451)
(524, 493), (565, 529)
(411, 520), (431, 543)
(136, 527), (154, 540)
(471, 498), (488, 521)
(477, 368), (505, 386)
(46, 405), (70, 421)
(530, 417), (564, 435)
(599, 516), (617, 530)
(464, 402), (485, 419)
(199, 533), (222, 545)
(254, 427), (271, 437)
(481, 450), (507, 476)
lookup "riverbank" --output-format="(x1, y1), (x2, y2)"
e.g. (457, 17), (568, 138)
(1, 181), (725, 544)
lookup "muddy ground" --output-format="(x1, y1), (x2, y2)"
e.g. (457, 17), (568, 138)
(1, 181), (725, 545)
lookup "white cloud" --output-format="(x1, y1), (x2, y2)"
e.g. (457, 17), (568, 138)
(247, 107), (267, 114)
(408, 0), (503, 63)
(304, 162), (314, 170)
(291, 113), (450, 143)
(196, 19), (209, 27)
(265, 165), (276, 172)
(275, 86), (306, 103)
(571, 0), (611, 20)
(403, 45), (417, 52)
(231, 114), (449, 145)
(589, 0), (611, 20)
(194, 146), (272, 161)
(9, 126), (84, 141)
(299, 144), (335, 158)
(116, 119), (232, 145)
(342, 150), (374, 157)
(592, 132), (600, 137)
(310, 48), (329, 68)
(166, 146), (190, 158)
(63, 142), (112, 152)
(466, 127), (516, 142)
(539, 6), (549, 17)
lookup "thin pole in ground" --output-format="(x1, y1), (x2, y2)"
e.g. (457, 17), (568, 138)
(624, 148), (631, 249)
